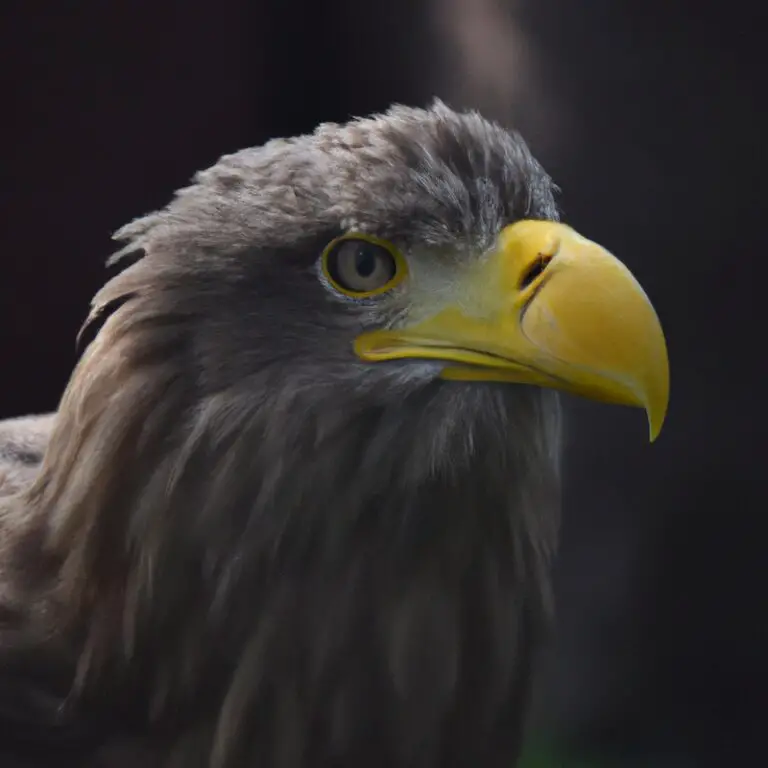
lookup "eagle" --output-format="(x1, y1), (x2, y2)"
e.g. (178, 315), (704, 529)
(0, 101), (668, 768)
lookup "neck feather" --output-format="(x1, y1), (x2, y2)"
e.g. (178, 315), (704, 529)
(5, 314), (562, 766)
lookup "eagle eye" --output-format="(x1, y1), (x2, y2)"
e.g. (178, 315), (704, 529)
(321, 234), (407, 297)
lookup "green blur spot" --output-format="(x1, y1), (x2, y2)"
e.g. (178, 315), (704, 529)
(519, 741), (613, 768)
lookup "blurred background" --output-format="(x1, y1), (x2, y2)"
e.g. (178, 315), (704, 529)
(1, 1), (765, 766)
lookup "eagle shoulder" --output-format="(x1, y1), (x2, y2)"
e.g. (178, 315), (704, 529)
(0, 414), (55, 497)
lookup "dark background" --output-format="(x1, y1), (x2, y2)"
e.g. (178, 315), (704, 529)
(1, 2), (765, 765)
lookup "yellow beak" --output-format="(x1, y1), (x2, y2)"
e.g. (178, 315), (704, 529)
(354, 220), (669, 441)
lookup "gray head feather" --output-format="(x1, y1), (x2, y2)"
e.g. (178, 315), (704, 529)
(113, 99), (558, 259)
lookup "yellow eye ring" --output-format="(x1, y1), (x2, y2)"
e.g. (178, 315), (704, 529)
(321, 233), (408, 298)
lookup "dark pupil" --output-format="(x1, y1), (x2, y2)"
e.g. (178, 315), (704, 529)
(354, 245), (378, 277)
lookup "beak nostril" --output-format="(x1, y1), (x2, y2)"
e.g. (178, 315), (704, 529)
(519, 254), (553, 290)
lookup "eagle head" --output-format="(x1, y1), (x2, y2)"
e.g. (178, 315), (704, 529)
(10, 101), (668, 767)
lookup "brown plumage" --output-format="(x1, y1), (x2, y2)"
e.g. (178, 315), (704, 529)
(0, 102), (668, 767)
